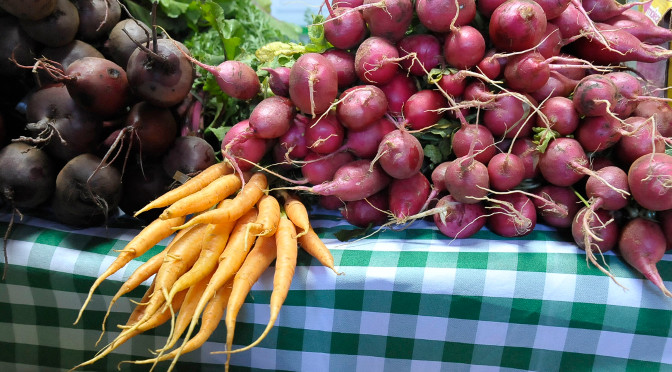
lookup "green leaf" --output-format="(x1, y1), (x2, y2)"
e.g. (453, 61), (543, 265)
(207, 125), (230, 142)
(423, 144), (444, 165)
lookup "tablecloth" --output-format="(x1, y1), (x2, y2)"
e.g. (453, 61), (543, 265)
(1, 208), (671, 372)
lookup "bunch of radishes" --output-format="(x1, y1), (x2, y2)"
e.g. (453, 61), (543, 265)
(211, 0), (672, 296)
(0, 0), (219, 227)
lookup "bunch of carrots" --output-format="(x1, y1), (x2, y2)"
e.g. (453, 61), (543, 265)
(71, 162), (341, 371)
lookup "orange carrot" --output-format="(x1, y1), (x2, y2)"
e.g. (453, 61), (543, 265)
(134, 162), (232, 217)
(122, 223), (207, 335)
(126, 281), (234, 369)
(159, 173), (242, 220)
(298, 226), (341, 275)
(247, 194), (281, 237)
(280, 190), (310, 238)
(215, 216), (297, 364)
(70, 286), (188, 371)
(224, 235), (278, 365)
(174, 208), (259, 366)
(165, 215), (237, 306)
(174, 172), (267, 230)
(75, 216), (185, 325)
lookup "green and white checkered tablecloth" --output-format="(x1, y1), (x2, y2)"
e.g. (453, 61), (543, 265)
(1, 208), (671, 372)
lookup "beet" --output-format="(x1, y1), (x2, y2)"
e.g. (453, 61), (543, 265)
(19, 0), (80, 47)
(104, 19), (151, 69)
(162, 136), (216, 179)
(0, 142), (56, 209)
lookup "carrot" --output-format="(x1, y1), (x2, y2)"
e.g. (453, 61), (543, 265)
(134, 162), (232, 217)
(70, 286), (188, 371)
(298, 226), (342, 275)
(215, 216), (297, 365)
(174, 172), (267, 230)
(279, 190), (310, 238)
(246, 194), (281, 237)
(224, 235), (278, 367)
(74, 216), (185, 325)
(125, 281), (234, 369)
(158, 271), (214, 353)
(121, 223), (208, 336)
(159, 173), (242, 220)
(164, 213), (237, 309)
(172, 208), (259, 367)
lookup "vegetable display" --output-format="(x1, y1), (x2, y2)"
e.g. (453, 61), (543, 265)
(0, 0), (671, 370)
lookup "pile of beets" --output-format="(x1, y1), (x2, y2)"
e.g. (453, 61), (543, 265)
(0, 0), (671, 295)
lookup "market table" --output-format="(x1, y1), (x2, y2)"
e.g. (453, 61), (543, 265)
(1, 208), (671, 372)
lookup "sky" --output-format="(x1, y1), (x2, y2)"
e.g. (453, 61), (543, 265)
(270, 0), (325, 26)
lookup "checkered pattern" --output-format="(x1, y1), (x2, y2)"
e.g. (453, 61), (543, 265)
(1, 210), (671, 372)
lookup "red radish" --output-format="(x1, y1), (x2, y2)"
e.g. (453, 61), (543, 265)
(530, 71), (580, 101)
(416, 0), (477, 32)
(532, 0), (570, 20)
(376, 129), (424, 179)
(319, 195), (344, 210)
(633, 100), (672, 138)
(536, 96), (579, 135)
(585, 166), (630, 211)
(503, 52), (551, 93)
(533, 184), (579, 228)
(306, 114), (345, 155)
(605, 71), (642, 118)
(341, 190), (390, 227)
(126, 39), (195, 108)
(378, 73), (418, 116)
(572, 74), (619, 117)
(619, 217), (672, 297)
(615, 117), (665, 166)
(336, 85), (388, 131)
(403, 90), (447, 130)
(487, 153), (526, 191)
(510, 137), (541, 179)
(477, 50), (502, 79)
(277, 115), (309, 160)
(575, 115), (622, 153)
(301, 151), (355, 185)
(354, 36), (400, 85)
(249, 96), (295, 139)
(580, 0), (650, 22)
(483, 94), (536, 139)
(538, 137), (593, 187)
(263, 67), (291, 97)
(290, 53), (338, 117)
(294, 159), (391, 201)
(323, 6), (367, 50)
(451, 123), (497, 165)
(397, 34), (442, 76)
(434, 70), (468, 97)
(388, 172), (431, 220)
(433, 195), (487, 238)
(362, 0), (414, 42)
(534, 23), (564, 58)
(431, 162), (451, 192)
(487, 192), (537, 237)
(221, 120), (267, 172)
(602, 9), (672, 45)
(627, 153), (672, 211)
(322, 48), (357, 90)
(571, 207), (619, 281)
(572, 23), (672, 64)
(343, 116), (397, 158)
(488, 0), (547, 52)
(477, 0), (507, 18)
(444, 26), (486, 70)
(444, 156), (490, 204)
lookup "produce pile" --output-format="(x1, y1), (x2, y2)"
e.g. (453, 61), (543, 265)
(1, 0), (672, 369)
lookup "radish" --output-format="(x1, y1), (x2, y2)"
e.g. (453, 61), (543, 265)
(538, 137), (595, 187)
(571, 23), (672, 64)
(403, 89), (447, 130)
(487, 153), (526, 191)
(627, 153), (672, 211)
(483, 94), (536, 139)
(336, 85), (388, 131)
(433, 195), (487, 238)
(388, 172), (431, 220)
(487, 192), (537, 237)
(451, 123), (497, 165)
(221, 120), (268, 172)
(323, 5), (367, 50)
(322, 48), (357, 90)
(571, 207), (619, 276)
(434, 70), (468, 97)
(618, 217), (672, 297)
(535, 96), (579, 136)
(659, 210), (672, 250)
(263, 67), (291, 97)
(477, 50), (502, 80)
(397, 34), (442, 76)
(375, 129), (424, 180)
(416, 0), (477, 32)
(379, 73), (418, 116)
(510, 137), (541, 180)
(362, 0), (414, 42)
(633, 100), (672, 137)
(127, 38), (195, 108)
(585, 166), (630, 211)
(602, 9), (672, 45)
(444, 156), (490, 204)
(605, 71), (642, 118)
(301, 151), (355, 185)
(354, 36), (400, 85)
(575, 115), (622, 153)
(341, 190), (390, 227)
(444, 26), (486, 70)
(530, 70), (581, 102)
(343, 116), (396, 158)
(276, 115), (309, 161)
(249, 96), (295, 139)
(431, 161), (451, 193)
(292, 159), (391, 201)
(290, 53), (338, 117)
(533, 184), (579, 228)
(580, 0), (650, 22)
(615, 117), (666, 166)
(572, 74), (619, 117)
(488, 0), (547, 52)
(306, 114), (345, 155)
